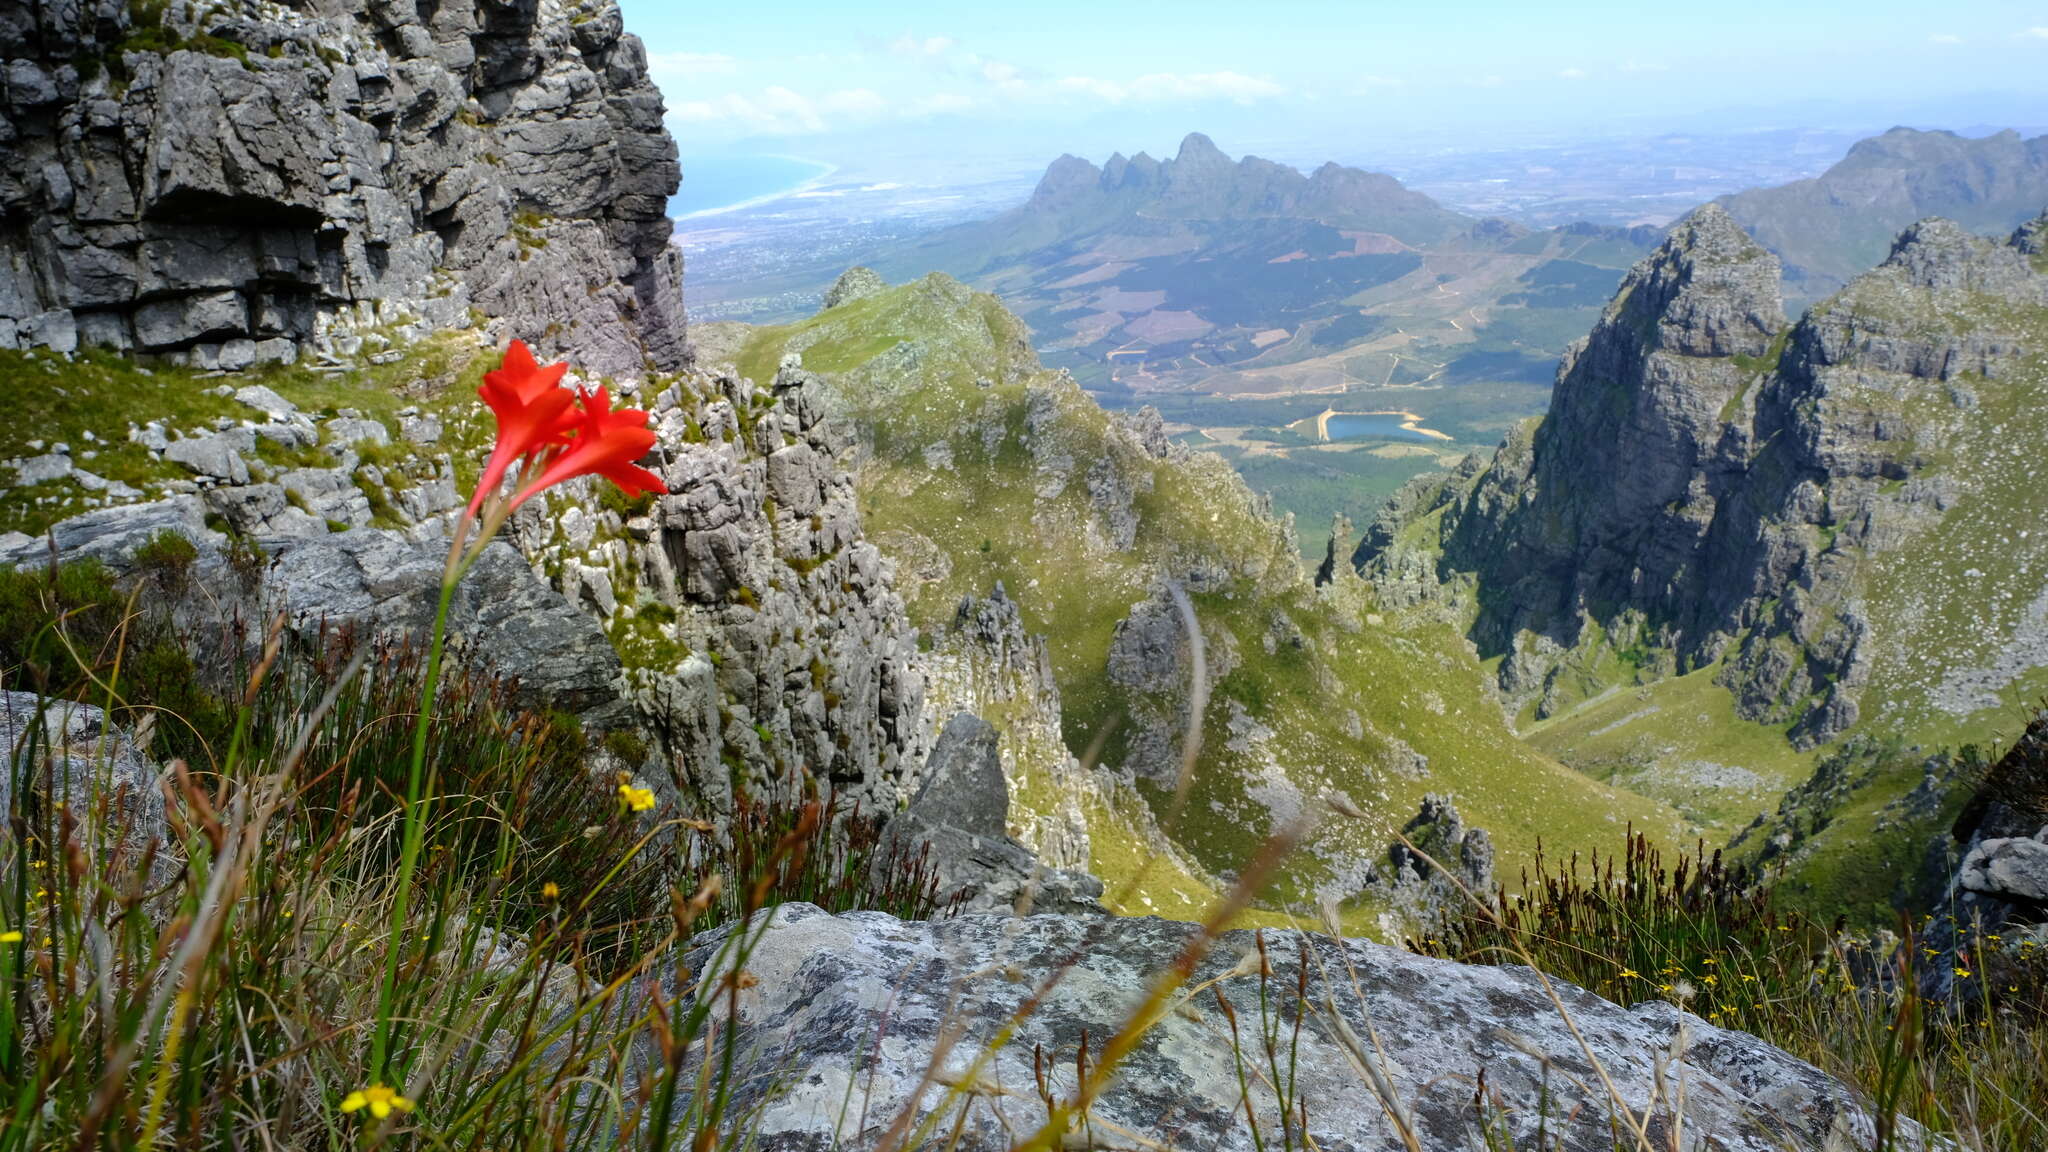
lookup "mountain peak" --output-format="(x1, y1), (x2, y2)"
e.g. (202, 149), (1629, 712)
(1173, 132), (1230, 169)
(1623, 204), (1783, 358)
(1028, 154), (1105, 210)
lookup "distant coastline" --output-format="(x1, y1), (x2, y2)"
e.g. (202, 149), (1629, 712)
(672, 155), (838, 220)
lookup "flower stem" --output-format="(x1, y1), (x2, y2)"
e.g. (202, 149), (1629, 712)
(368, 540), (462, 1084)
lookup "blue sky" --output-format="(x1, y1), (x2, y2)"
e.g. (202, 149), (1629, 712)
(618, 1), (2048, 172)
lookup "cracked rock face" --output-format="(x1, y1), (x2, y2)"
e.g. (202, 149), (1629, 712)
(670, 903), (1905, 1152)
(1357, 205), (2048, 746)
(0, 0), (684, 377)
(884, 712), (1105, 916)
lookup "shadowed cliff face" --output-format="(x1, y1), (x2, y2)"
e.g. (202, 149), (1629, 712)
(0, 0), (685, 377)
(1358, 204), (2048, 748)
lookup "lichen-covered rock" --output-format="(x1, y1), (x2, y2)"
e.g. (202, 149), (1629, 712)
(0, 0), (684, 377)
(669, 903), (1910, 1152)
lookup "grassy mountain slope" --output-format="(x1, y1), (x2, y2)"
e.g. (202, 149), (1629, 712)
(1356, 214), (2048, 924)
(726, 273), (1685, 926)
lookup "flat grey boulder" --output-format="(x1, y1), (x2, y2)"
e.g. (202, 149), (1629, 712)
(675, 904), (1903, 1152)
(0, 496), (221, 569)
(258, 530), (628, 723)
(1960, 835), (2048, 904)
(163, 432), (251, 484)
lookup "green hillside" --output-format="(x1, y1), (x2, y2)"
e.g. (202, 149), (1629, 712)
(729, 273), (1686, 928)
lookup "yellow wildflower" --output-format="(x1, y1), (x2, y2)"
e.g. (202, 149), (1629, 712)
(542, 881), (560, 901)
(0, 931), (20, 944)
(1618, 969), (1640, 979)
(340, 1084), (414, 1120)
(1953, 967), (1971, 978)
(618, 783), (655, 812)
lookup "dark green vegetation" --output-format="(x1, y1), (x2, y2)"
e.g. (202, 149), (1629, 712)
(1420, 829), (2048, 1152)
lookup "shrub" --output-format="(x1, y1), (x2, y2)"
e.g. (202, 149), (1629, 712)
(0, 555), (231, 763)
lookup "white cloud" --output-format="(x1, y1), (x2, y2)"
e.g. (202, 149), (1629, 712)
(2020, 26), (2048, 39)
(666, 85), (891, 135)
(668, 86), (825, 134)
(888, 34), (957, 57)
(907, 91), (979, 117)
(646, 51), (739, 78)
(1928, 33), (1965, 44)
(1057, 70), (1283, 105)
(980, 59), (1025, 89)
(821, 88), (887, 118)
(1558, 67), (1587, 79)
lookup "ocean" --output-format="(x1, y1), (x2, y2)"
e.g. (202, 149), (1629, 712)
(668, 155), (834, 219)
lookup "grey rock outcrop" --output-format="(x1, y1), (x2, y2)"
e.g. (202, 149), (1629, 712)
(884, 712), (1106, 916)
(670, 902), (1911, 1152)
(0, 0), (684, 376)
(1358, 206), (2048, 746)
(1918, 711), (2048, 999)
(1366, 793), (1496, 937)
(821, 265), (885, 309)
(578, 361), (927, 816)
(0, 493), (221, 568)
(919, 584), (1096, 874)
(1, 691), (168, 855)
(1, 509), (632, 727)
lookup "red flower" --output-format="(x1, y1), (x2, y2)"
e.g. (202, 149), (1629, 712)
(508, 384), (667, 511)
(469, 340), (577, 515)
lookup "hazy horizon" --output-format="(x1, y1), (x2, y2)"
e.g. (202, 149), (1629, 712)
(623, 0), (2048, 180)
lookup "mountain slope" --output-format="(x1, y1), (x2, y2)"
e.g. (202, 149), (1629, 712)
(1355, 206), (2048, 909)
(1718, 127), (2048, 304)
(720, 272), (1685, 927)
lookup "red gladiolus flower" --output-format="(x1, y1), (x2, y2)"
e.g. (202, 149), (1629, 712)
(469, 340), (578, 515)
(508, 384), (667, 512)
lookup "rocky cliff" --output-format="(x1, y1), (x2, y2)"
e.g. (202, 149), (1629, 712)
(1357, 205), (2048, 752)
(0, 0), (684, 377)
